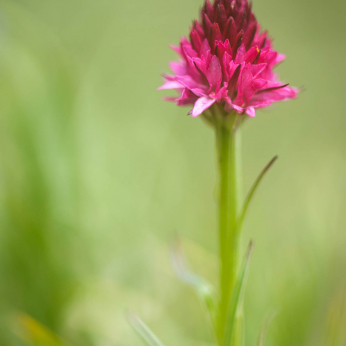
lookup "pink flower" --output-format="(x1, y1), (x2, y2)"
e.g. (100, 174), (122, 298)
(159, 0), (298, 118)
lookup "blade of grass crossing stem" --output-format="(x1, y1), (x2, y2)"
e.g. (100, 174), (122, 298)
(170, 240), (218, 333)
(257, 311), (278, 346)
(128, 312), (166, 346)
(236, 156), (278, 234)
(223, 241), (254, 346)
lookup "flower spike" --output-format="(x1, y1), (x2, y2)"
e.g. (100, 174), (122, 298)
(159, 0), (298, 119)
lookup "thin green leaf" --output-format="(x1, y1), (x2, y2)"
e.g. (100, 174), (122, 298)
(257, 311), (278, 346)
(170, 239), (218, 333)
(128, 312), (166, 346)
(232, 309), (244, 346)
(223, 241), (254, 346)
(236, 156), (278, 234)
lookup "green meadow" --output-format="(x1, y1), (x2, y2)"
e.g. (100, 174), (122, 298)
(0, 0), (345, 345)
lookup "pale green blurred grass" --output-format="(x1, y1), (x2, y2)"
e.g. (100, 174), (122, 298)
(0, 0), (345, 345)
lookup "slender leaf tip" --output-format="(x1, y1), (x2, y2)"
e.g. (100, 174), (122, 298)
(236, 155), (279, 235)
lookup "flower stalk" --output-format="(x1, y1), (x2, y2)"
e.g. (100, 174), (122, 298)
(215, 113), (242, 345)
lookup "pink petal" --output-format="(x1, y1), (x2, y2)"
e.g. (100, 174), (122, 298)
(275, 53), (286, 65)
(189, 97), (216, 118)
(190, 88), (207, 97)
(169, 61), (187, 75)
(206, 55), (222, 92)
(176, 89), (198, 105)
(224, 97), (244, 114)
(192, 57), (208, 76)
(200, 39), (211, 58)
(186, 55), (204, 82)
(158, 81), (183, 90)
(233, 104), (245, 113)
(249, 100), (271, 108)
(251, 86), (297, 104)
(182, 44), (198, 60)
(245, 46), (259, 63)
(266, 51), (278, 66)
(257, 49), (269, 64)
(163, 97), (178, 102)
(245, 107), (256, 117)
(222, 52), (232, 81)
(175, 75), (204, 90)
(215, 82), (229, 100)
(170, 45), (182, 56)
(228, 61), (244, 92)
(250, 63), (267, 78)
(241, 67), (254, 104)
(235, 44), (246, 64)
(252, 78), (268, 91)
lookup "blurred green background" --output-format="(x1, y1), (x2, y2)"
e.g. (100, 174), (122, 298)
(0, 0), (345, 345)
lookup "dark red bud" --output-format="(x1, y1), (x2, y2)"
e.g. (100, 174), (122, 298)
(225, 16), (237, 46)
(215, 41), (226, 61)
(236, 6), (246, 29)
(243, 21), (257, 50)
(213, 0), (225, 13)
(224, 39), (232, 55)
(229, 0), (236, 17)
(190, 30), (203, 53)
(217, 5), (228, 32)
(232, 30), (244, 57)
(210, 23), (222, 48)
(204, 0), (215, 22)
(194, 20), (204, 37)
(242, 1), (252, 30)
(223, 0), (231, 13)
(249, 12), (256, 25)
(203, 14), (213, 41)
(246, 2), (253, 22)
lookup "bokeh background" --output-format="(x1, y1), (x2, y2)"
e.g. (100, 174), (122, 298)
(0, 0), (345, 345)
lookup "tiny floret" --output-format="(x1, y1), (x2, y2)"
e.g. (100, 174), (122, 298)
(159, 0), (298, 118)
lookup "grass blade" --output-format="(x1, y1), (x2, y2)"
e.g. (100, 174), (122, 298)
(170, 239), (218, 333)
(128, 312), (166, 346)
(223, 241), (254, 346)
(236, 156), (278, 234)
(257, 311), (278, 346)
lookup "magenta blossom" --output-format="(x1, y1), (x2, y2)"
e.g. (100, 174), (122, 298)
(159, 0), (298, 118)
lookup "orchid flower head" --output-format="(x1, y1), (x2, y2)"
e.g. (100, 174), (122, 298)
(159, 0), (298, 120)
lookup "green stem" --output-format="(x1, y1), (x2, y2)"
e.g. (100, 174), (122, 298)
(215, 117), (241, 345)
